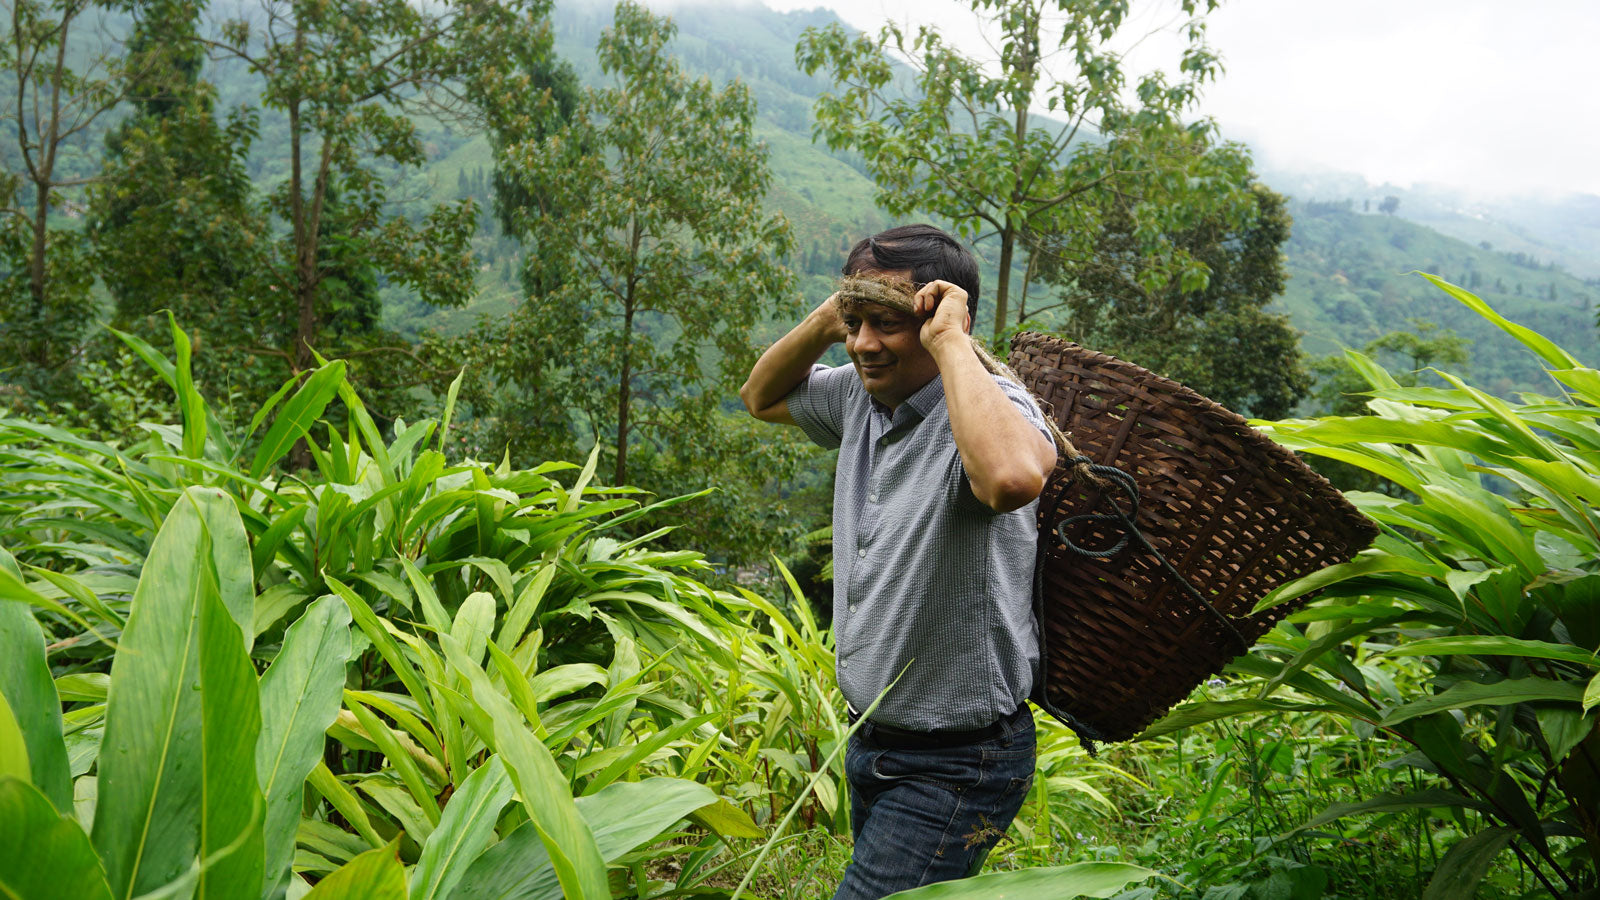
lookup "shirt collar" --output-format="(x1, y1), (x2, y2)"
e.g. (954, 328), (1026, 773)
(870, 374), (946, 424)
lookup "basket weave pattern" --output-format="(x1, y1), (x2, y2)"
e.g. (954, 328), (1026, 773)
(1009, 332), (1378, 742)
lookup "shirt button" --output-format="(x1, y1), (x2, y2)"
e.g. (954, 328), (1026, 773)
(857, 548), (867, 558)
(869, 493), (878, 502)
(840, 661), (849, 670)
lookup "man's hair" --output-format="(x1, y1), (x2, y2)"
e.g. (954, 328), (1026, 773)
(843, 224), (980, 323)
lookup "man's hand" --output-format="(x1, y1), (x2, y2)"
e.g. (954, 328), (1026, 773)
(812, 292), (849, 344)
(740, 292), (849, 425)
(914, 280), (972, 351)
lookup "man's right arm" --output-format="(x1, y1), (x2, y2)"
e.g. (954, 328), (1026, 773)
(739, 295), (847, 426)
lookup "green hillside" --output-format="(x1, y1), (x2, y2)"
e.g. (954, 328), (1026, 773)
(1281, 199), (1597, 392)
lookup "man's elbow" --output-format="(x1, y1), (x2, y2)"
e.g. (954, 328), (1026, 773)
(977, 469), (1047, 514)
(738, 380), (761, 417)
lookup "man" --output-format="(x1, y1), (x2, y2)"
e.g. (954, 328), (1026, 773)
(739, 224), (1057, 899)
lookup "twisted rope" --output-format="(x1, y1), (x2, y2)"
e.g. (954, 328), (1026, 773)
(834, 274), (1100, 487)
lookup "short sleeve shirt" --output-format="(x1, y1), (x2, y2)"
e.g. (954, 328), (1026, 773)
(786, 363), (1051, 731)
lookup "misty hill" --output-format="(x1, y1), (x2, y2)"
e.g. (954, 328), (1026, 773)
(354, 0), (1597, 392)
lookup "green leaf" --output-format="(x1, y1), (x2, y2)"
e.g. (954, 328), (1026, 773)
(257, 597), (353, 900)
(439, 633), (610, 900)
(1287, 789), (1488, 839)
(326, 577), (434, 722)
(169, 314), (207, 461)
(1379, 677), (1587, 726)
(454, 777), (720, 900)
(882, 862), (1164, 898)
(0, 777), (114, 900)
(0, 689), (28, 783)
(306, 763), (383, 849)
(1584, 672), (1600, 715)
(1138, 699), (1336, 739)
(410, 756), (514, 900)
(1422, 828), (1515, 900)
(1253, 551), (1434, 614)
(0, 598), (72, 810)
(303, 842), (406, 900)
(91, 488), (265, 900)
(1418, 273), (1582, 370)
(437, 368), (466, 453)
(1384, 636), (1600, 667)
(687, 797), (764, 840)
(250, 362), (347, 478)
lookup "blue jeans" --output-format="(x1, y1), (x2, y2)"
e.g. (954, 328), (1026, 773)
(832, 706), (1037, 900)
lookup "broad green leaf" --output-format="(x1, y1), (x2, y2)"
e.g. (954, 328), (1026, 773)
(882, 862), (1164, 898)
(1584, 672), (1600, 714)
(0, 777), (113, 900)
(498, 562), (556, 650)
(453, 777), (720, 900)
(91, 488), (264, 900)
(453, 591), (495, 668)
(169, 315), (207, 461)
(1384, 636), (1600, 667)
(250, 362), (347, 478)
(410, 756), (514, 900)
(1419, 273), (1581, 369)
(687, 797), (765, 839)
(1253, 551), (1436, 614)
(1422, 828), (1515, 900)
(1138, 699), (1336, 739)
(195, 578), (265, 900)
(0, 689), (27, 782)
(439, 634), (609, 900)
(345, 700), (441, 826)
(0, 597), (72, 810)
(436, 368), (466, 452)
(1285, 789), (1488, 838)
(562, 443), (602, 513)
(1380, 677), (1587, 727)
(258, 597), (353, 900)
(582, 713), (714, 795)
(303, 842), (406, 900)
(327, 577), (434, 722)
(306, 763), (382, 849)
(1550, 366), (1600, 406)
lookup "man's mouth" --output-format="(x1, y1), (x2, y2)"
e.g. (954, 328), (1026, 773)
(859, 360), (894, 374)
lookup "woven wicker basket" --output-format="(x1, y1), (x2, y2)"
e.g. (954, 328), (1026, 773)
(1008, 332), (1378, 743)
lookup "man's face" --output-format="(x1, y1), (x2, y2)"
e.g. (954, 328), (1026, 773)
(842, 300), (939, 410)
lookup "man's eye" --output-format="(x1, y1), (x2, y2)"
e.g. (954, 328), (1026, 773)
(844, 319), (861, 332)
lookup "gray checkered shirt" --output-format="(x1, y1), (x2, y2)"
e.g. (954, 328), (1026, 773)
(787, 364), (1048, 731)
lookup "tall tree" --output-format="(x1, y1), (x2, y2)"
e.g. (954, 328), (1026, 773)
(89, 0), (266, 381)
(202, 0), (544, 382)
(0, 0), (134, 397)
(1049, 183), (1310, 418)
(470, 0), (802, 557)
(797, 0), (1254, 341)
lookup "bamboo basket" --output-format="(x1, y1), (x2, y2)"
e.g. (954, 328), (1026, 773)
(1008, 332), (1378, 743)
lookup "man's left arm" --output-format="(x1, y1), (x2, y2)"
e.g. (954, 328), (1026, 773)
(917, 281), (1058, 513)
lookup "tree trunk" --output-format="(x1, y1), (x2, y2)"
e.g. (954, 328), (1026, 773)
(992, 224), (1014, 343)
(615, 296), (634, 487)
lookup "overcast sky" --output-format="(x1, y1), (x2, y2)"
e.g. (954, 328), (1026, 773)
(752, 0), (1600, 199)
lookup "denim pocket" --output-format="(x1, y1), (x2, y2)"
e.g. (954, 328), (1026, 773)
(870, 746), (984, 791)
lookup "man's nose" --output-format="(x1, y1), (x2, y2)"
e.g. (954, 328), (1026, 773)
(854, 323), (883, 353)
